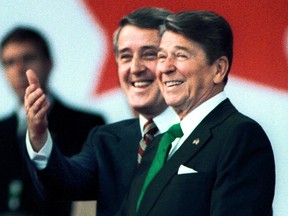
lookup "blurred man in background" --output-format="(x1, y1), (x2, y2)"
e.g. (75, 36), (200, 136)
(0, 26), (105, 215)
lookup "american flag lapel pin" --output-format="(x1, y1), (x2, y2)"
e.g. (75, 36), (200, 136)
(192, 138), (200, 145)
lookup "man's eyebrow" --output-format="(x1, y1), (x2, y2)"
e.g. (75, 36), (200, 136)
(118, 47), (130, 54)
(141, 45), (158, 50)
(158, 46), (191, 52)
(118, 46), (157, 54)
(175, 45), (191, 52)
(158, 47), (165, 52)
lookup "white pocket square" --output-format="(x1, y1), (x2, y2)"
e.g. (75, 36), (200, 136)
(177, 164), (198, 175)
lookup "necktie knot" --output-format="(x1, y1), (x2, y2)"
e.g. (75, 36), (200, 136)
(166, 123), (183, 139)
(159, 123), (183, 151)
(138, 119), (158, 164)
(143, 119), (158, 137)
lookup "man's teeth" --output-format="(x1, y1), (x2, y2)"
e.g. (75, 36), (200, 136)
(134, 81), (151, 87)
(165, 81), (183, 87)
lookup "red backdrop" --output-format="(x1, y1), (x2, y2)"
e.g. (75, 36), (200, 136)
(81, 0), (288, 95)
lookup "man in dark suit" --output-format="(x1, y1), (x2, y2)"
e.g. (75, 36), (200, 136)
(0, 27), (105, 215)
(23, 8), (177, 216)
(121, 11), (275, 216)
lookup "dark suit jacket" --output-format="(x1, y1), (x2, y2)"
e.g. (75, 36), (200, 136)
(33, 118), (142, 216)
(121, 99), (275, 216)
(0, 95), (105, 215)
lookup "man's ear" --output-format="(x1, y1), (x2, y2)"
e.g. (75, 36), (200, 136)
(213, 56), (229, 84)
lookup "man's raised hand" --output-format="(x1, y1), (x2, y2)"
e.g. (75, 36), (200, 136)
(25, 69), (50, 152)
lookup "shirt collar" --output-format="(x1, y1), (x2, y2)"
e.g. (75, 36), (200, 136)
(180, 92), (227, 140)
(139, 106), (179, 136)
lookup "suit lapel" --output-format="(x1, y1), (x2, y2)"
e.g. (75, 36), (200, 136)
(136, 99), (238, 216)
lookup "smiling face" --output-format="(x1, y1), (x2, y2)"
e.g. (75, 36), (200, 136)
(157, 31), (227, 119)
(117, 25), (167, 118)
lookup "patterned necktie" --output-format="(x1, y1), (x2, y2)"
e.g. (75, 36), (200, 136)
(136, 123), (183, 211)
(137, 119), (158, 164)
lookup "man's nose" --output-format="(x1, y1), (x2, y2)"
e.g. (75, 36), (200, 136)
(130, 56), (145, 74)
(12, 58), (28, 73)
(159, 56), (176, 74)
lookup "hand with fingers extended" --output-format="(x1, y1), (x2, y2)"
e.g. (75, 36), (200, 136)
(25, 69), (50, 152)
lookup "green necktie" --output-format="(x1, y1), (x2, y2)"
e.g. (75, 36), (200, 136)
(136, 123), (183, 211)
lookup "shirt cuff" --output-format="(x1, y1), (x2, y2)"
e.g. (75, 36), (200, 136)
(26, 130), (53, 170)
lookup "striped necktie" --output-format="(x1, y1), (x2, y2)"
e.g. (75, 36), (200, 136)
(137, 119), (158, 164)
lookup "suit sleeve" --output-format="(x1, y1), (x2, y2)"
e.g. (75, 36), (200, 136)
(36, 126), (101, 201)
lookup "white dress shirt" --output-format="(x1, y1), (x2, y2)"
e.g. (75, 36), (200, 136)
(168, 92), (227, 159)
